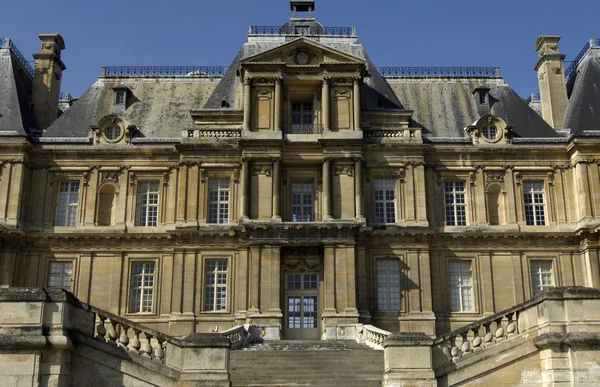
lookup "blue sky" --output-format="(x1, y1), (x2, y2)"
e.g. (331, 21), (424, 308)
(3, 0), (598, 98)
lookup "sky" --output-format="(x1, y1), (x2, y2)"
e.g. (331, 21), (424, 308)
(3, 0), (599, 98)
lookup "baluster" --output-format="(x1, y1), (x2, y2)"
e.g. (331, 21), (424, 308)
(450, 336), (461, 362)
(130, 329), (142, 354)
(506, 312), (517, 338)
(141, 333), (153, 359)
(119, 324), (130, 350)
(495, 318), (505, 341)
(483, 323), (493, 347)
(96, 315), (107, 341)
(107, 320), (118, 344)
(461, 332), (470, 354)
(472, 326), (483, 351)
(154, 337), (165, 363)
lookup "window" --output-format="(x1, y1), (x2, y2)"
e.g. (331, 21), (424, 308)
(531, 260), (554, 297)
(374, 179), (396, 224)
(129, 262), (155, 313)
(445, 181), (466, 226)
(115, 91), (126, 105)
(208, 179), (230, 224)
(105, 125), (122, 141)
(449, 261), (473, 312)
(136, 181), (159, 227)
(55, 181), (80, 226)
(482, 126), (497, 141)
(524, 181), (546, 226)
(204, 259), (228, 311)
(291, 183), (313, 222)
(478, 91), (487, 105)
(377, 259), (401, 311)
(292, 102), (313, 125)
(48, 262), (73, 289)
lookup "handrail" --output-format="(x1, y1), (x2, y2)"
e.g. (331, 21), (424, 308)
(0, 38), (35, 78)
(378, 67), (501, 78)
(102, 66), (228, 78)
(565, 38), (600, 79)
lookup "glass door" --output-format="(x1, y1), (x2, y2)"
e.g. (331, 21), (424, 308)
(284, 273), (319, 340)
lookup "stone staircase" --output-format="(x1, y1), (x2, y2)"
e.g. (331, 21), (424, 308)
(230, 340), (384, 387)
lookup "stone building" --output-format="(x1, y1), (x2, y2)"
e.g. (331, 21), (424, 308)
(1, 0), (600, 348)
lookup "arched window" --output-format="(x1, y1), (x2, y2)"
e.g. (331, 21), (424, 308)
(486, 183), (505, 226)
(96, 184), (117, 226)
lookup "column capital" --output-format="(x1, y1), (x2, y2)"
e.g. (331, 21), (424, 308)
(322, 76), (331, 84)
(273, 76), (282, 83)
(322, 157), (334, 164)
(243, 77), (253, 85)
(352, 76), (362, 83)
(353, 156), (364, 163)
(270, 157), (281, 164)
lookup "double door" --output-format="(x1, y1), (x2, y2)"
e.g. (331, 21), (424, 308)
(284, 272), (320, 340)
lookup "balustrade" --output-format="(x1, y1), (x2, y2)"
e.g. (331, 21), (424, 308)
(357, 324), (391, 349)
(89, 306), (168, 363)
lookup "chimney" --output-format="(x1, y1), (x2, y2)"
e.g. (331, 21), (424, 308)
(32, 34), (66, 129)
(534, 36), (568, 129)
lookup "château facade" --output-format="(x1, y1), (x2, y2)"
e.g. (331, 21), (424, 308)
(1, 0), (600, 344)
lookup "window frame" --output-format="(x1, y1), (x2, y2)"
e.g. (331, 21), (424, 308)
(523, 180), (547, 226)
(135, 180), (160, 227)
(530, 260), (554, 298)
(115, 91), (126, 105)
(127, 261), (157, 314)
(47, 260), (75, 290)
(55, 180), (81, 227)
(448, 260), (475, 313)
(207, 179), (231, 224)
(373, 178), (397, 224)
(202, 257), (230, 313)
(444, 181), (467, 226)
(291, 181), (314, 222)
(376, 258), (402, 312)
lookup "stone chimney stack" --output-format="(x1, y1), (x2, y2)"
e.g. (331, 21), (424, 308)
(534, 36), (568, 129)
(32, 34), (66, 129)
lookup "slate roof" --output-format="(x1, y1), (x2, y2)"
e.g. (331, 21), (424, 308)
(0, 45), (36, 135)
(42, 19), (557, 140)
(564, 48), (600, 134)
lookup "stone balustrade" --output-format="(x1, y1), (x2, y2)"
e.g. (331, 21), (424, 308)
(433, 307), (519, 365)
(357, 324), (392, 349)
(364, 128), (422, 141)
(222, 324), (261, 349)
(86, 304), (169, 363)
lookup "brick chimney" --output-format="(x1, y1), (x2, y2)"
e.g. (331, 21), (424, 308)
(534, 36), (568, 129)
(32, 34), (66, 129)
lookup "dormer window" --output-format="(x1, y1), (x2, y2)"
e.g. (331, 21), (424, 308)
(115, 91), (126, 105)
(482, 126), (497, 141)
(478, 92), (487, 105)
(106, 125), (122, 141)
(473, 85), (491, 106)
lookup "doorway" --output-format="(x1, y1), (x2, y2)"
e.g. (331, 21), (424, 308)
(284, 272), (320, 340)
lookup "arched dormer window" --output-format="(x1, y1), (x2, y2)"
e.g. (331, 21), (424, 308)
(466, 115), (511, 145)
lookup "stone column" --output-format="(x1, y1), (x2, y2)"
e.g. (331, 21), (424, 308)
(322, 77), (330, 131)
(355, 158), (364, 219)
(576, 162), (592, 220)
(323, 245), (336, 313)
(240, 158), (249, 220)
(323, 158), (333, 221)
(355, 245), (371, 322)
(353, 77), (362, 131)
(272, 158), (281, 221)
(243, 77), (252, 131)
(274, 77), (282, 132)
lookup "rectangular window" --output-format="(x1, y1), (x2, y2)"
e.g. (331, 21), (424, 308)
(445, 181), (466, 226)
(136, 181), (159, 227)
(129, 262), (155, 313)
(449, 261), (473, 312)
(115, 91), (126, 105)
(48, 261), (73, 289)
(374, 179), (396, 224)
(524, 181), (546, 226)
(204, 259), (228, 311)
(531, 260), (554, 297)
(291, 183), (313, 222)
(478, 92), (487, 105)
(291, 102), (313, 125)
(55, 181), (80, 226)
(377, 259), (401, 311)
(208, 179), (230, 224)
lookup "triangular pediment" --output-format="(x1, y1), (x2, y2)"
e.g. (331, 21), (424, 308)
(241, 37), (365, 66)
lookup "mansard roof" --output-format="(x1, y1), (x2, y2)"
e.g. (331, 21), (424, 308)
(0, 39), (36, 136)
(564, 45), (600, 134)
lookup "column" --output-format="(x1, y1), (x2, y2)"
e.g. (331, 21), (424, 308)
(240, 159), (249, 220)
(355, 158), (364, 219)
(322, 77), (330, 131)
(576, 162), (592, 219)
(274, 77), (282, 132)
(243, 77), (252, 131)
(323, 158), (332, 221)
(353, 77), (362, 131)
(355, 245), (371, 322)
(323, 245), (336, 313)
(269, 246), (281, 313)
(272, 158), (281, 221)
